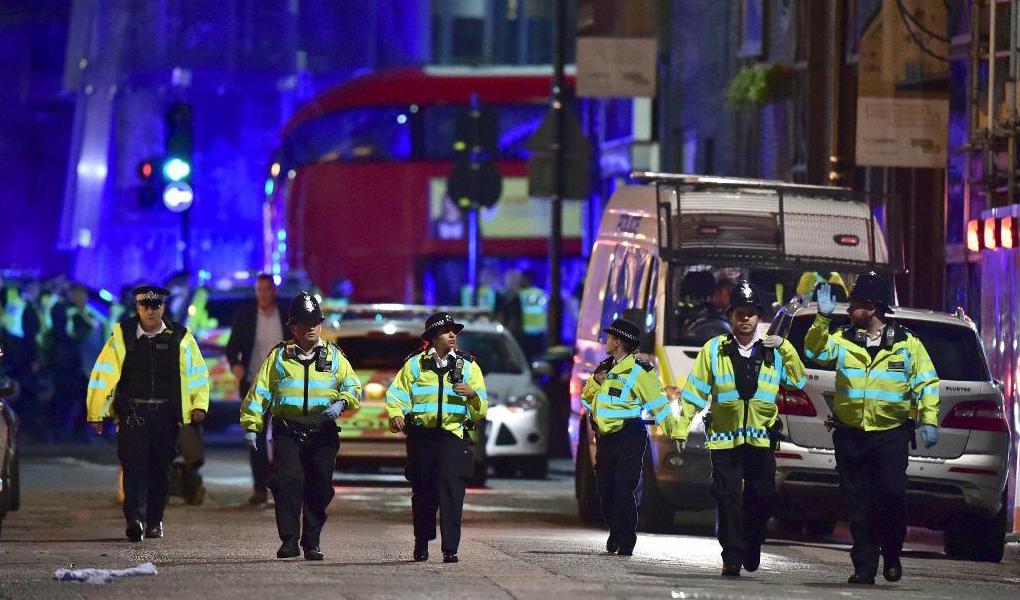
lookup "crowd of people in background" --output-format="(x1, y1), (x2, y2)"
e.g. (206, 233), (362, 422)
(0, 271), (204, 443)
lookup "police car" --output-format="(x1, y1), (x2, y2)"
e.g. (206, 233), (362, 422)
(768, 302), (1011, 562)
(321, 305), (550, 483)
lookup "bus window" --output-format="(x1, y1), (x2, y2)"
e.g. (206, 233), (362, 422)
(280, 108), (412, 167)
(421, 104), (546, 160)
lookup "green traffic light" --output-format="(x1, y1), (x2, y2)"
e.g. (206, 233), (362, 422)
(163, 157), (191, 182)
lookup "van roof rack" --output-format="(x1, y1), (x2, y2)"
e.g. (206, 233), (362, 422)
(631, 172), (852, 194)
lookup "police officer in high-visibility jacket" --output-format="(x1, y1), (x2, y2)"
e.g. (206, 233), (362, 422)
(580, 317), (683, 557)
(85, 285), (210, 542)
(386, 312), (487, 564)
(240, 291), (362, 561)
(674, 280), (806, 576)
(809, 273), (939, 585)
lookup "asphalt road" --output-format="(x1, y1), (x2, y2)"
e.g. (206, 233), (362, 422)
(1, 445), (1018, 599)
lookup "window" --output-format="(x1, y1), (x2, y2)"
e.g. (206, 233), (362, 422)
(457, 332), (526, 374)
(598, 245), (653, 335)
(279, 108), (413, 167)
(739, 0), (765, 58)
(785, 315), (990, 382)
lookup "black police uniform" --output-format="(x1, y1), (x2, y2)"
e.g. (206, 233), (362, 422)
(115, 315), (186, 536)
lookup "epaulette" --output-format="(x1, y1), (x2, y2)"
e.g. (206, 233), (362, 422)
(454, 349), (475, 362)
(634, 357), (654, 372)
(404, 350), (424, 363)
(327, 340), (347, 358)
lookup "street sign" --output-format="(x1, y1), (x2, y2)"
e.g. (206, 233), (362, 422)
(526, 107), (592, 199)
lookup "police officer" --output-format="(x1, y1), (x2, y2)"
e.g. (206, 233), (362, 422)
(386, 313), (487, 564)
(810, 272), (940, 585)
(85, 285), (210, 542)
(674, 280), (807, 576)
(580, 317), (683, 557)
(240, 291), (362, 560)
(518, 271), (548, 359)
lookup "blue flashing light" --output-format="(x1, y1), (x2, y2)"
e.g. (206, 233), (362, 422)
(163, 157), (191, 182)
(98, 288), (115, 302)
(277, 230), (287, 241)
(264, 178), (275, 196)
(397, 113), (408, 124)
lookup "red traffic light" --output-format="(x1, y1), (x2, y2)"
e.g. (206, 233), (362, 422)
(138, 159), (155, 180)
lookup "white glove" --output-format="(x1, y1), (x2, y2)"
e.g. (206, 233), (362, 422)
(816, 283), (837, 316)
(322, 399), (347, 420)
(762, 335), (784, 349)
(244, 430), (258, 452)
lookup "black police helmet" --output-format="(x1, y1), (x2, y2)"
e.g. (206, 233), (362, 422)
(287, 291), (324, 325)
(848, 271), (894, 314)
(422, 312), (465, 341)
(725, 280), (762, 314)
(602, 318), (642, 349)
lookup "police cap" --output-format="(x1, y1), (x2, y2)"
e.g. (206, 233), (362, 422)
(726, 280), (762, 314)
(287, 291), (324, 325)
(422, 312), (465, 341)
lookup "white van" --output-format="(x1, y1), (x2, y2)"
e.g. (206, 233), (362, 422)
(570, 172), (892, 531)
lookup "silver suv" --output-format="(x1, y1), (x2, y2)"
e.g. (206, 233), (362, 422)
(768, 303), (1010, 562)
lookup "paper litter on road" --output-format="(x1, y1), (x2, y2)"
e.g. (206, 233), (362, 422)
(54, 562), (158, 584)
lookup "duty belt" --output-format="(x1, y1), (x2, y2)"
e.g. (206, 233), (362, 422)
(129, 398), (172, 411)
(273, 416), (337, 447)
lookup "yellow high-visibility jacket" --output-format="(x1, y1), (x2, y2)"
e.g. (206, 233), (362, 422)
(675, 335), (807, 450)
(385, 350), (487, 438)
(519, 286), (548, 335)
(805, 315), (940, 431)
(240, 340), (362, 433)
(580, 353), (682, 438)
(86, 320), (210, 423)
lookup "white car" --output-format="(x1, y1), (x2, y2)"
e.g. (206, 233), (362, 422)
(322, 306), (550, 481)
(768, 303), (1011, 562)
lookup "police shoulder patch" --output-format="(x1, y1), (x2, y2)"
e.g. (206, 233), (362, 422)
(634, 357), (655, 372)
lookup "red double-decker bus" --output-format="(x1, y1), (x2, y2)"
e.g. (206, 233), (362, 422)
(265, 66), (586, 304)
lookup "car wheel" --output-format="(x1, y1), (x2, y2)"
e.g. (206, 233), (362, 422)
(520, 456), (548, 480)
(9, 452), (19, 512)
(944, 500), (1007, 563)
(575, 431), (602, 524)
(637, 454), (674, 533)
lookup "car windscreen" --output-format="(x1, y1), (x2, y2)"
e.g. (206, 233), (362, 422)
(786, 315), (990, 382)
(339, 335), (420, 369)
(456, 332), (526, 374)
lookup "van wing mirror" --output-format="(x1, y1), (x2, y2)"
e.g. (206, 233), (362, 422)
(620, 308), (655, 354)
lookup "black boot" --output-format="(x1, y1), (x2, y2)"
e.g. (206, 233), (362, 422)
(848, 573), (875, 585)
(606, 535), (619, 554)
(721, 563), (741, 577)
(303, 546), (324, 561)
(277, 538), (300, 558)
(126, 520), (144, 543)
(743, 543), (761, 572)
(442, 552), (459, 563)
(144, 522), (163, 539)
(413, 540), (429, 562)
(883, 559), (902, 582)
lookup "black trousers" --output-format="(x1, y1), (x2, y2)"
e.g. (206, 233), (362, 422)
(595, 421), (648, 552)
(709, 444), (776, 566)
(241, 380), (270, 495)
(405, 427), (470, 554)
(117, 406), (179, 525)
(269, 419), (340, 549)
(833, 423), (910, 577)
(251, 429), (270, 494)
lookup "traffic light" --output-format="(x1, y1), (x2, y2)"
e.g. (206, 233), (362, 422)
(161, 102), (194, 212)
(164, 102), (193, 182)
(136, 157), (160, 208)
(447, 100), (502, 212)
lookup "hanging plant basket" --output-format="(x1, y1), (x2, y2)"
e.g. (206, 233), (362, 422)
(726, 63), (795, 107)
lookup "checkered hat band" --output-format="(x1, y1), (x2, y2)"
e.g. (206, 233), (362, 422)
(607, 327), (639, 343)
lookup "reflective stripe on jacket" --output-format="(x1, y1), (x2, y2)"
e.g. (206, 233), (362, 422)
(240, 341), (363, 433)
(519, 286), (548, 335)
(580, 353), (681, 438)
(675, 335), (807, 450)
(86, 321), (210, 423)
(804, 314), (939, 431)
(385, 351), (488, 438)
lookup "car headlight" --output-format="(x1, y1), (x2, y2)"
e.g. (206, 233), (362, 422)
(505, 393), (539, 410)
